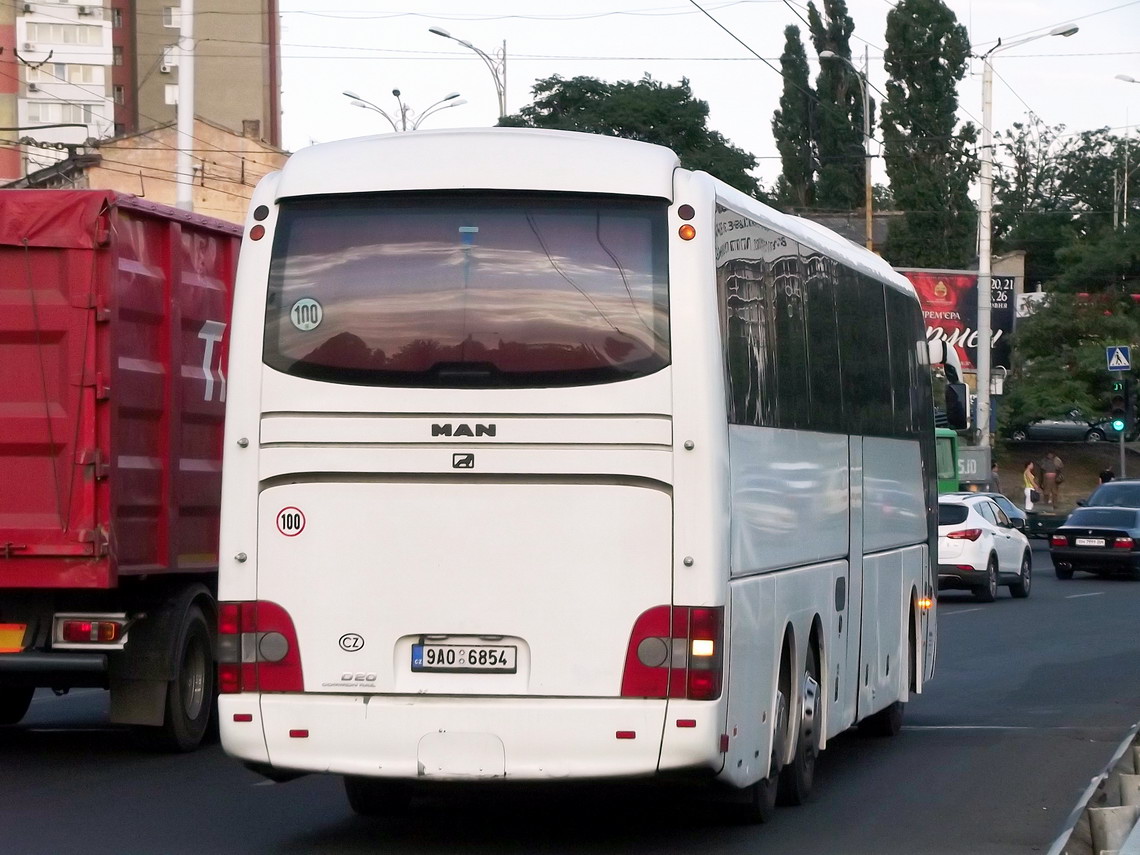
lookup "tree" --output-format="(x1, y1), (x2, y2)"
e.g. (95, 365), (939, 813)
(771, 25), (816, 209)
(994, 120), (1129, 288)
(999, 291), (1140, 434)
(880, 0), (976, 268)
(500, 74), (763, 197)
(806, 0), (869, 210)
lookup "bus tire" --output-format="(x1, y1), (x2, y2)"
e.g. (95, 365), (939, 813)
(777, 644), (820, 806)
(155, 605), (214, 752)
(0, 686), (34, 725)
(344, 776), (412, 818)
(734, 752), (779, 824)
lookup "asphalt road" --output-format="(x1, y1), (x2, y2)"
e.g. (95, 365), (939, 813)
(4, 542), (1140, 855)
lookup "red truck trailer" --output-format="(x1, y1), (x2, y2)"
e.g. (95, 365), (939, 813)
(0, 190), (239, 750)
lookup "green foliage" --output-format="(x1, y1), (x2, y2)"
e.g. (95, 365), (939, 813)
(1000, 291), (1140, 433)
(807, 0), (870, 210)
(771, 25), (816, 209)
(880, 0), (976, 268)
(994, 120), (1134, 287)
(500, 74), (763, 197)
(1052, 227), (1140, 294)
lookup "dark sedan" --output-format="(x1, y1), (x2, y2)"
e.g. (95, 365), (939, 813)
(1082, 478), (1140, 508)
(1009, 410), (1125, 443)
(1049, 507), (1140, 579)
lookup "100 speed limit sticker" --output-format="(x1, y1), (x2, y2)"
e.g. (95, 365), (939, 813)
(276, 507), (306, 536)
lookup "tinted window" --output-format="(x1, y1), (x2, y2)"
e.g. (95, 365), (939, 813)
(939, 504), (969, 525)
(1065, 508), (1140, 528)
(264, 193), (670, 387)
(803, 250), (843, 432)
(1086, 483), (1140, 508)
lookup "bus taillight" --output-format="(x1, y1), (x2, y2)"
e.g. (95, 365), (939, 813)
(217, 601), (303, 693)
(621, 605), (723, 701)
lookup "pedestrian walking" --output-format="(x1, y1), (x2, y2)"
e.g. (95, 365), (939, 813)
(1023, 461), (1040, 511)
(1040, 451), (1064, 507)
(990, 461), (1001, 493)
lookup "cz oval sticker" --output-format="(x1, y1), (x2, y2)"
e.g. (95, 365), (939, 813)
(276, 507), (306, 536)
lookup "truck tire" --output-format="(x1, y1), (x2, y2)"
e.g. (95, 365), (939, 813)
(155, 605), (214, 752)
(0, 686), (34, 725)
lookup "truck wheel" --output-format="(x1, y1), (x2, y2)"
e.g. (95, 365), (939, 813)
(156, 605), (214, 752)
(0, 686), (34, 725)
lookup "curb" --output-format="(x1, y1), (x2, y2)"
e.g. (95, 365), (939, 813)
(1048, 721), (1140, 855)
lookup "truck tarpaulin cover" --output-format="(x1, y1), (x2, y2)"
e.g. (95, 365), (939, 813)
(0, 190), (118, 249)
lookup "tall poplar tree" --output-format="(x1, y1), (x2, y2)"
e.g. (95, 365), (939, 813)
(880, 0), (976, 268)
(807, 0), (867, 210)
(771, 26), (816, 209)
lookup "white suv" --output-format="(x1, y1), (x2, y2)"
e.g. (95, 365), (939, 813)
(937, 494), (1033, 601)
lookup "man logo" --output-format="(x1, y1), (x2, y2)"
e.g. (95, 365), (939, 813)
(453, 453), (475, 469)
(432, 423), (496, 437)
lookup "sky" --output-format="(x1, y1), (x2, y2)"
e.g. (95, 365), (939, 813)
(275, 0), (1140, 189)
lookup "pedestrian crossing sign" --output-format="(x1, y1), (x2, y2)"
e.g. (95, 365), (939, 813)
(1107, 346), (1131, 371)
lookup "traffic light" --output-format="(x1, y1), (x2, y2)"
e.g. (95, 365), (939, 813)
(1111, 390), (1127, 433)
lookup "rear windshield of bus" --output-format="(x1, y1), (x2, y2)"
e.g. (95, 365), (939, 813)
(263, 192), (671, 387)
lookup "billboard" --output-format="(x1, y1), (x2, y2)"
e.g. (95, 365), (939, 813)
(899, 269), (1015, 372)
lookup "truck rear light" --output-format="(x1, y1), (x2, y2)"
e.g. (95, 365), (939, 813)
(60, 619), (124, 643)
(217, 601), (302, 693)
(621, 605), (723, 701)
(52, 613), (129, 648)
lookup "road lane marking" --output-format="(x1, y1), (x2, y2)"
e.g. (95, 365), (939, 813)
(904, 725), (1122, 732)
(1065, 592), (1105, 599)
(941, 607), (983, 616)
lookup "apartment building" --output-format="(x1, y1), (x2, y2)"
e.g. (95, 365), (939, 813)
(0, 0), (280, 182)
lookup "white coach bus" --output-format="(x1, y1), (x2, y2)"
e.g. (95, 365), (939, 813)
(218, 128), (937, 822)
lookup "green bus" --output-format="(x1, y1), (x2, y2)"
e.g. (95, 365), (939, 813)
(935, 427), (960, 494)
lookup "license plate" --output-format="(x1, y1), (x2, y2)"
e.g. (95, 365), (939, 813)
(0, 623), (27, 653)
(411, 644), (517, 673)
(1075, 537), (1105, 547)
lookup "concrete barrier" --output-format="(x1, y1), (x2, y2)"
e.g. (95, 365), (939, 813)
(1049, 724), (1140, 855)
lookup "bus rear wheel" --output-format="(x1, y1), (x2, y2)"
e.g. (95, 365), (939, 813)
(344, 776), (412, 818)
(778, 644), (820, 806)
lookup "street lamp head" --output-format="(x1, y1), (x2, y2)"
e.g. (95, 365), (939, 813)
(1117, 74), (1139, 84)
(392, 89), (401, 98)
(442, 92), (461, 101)
(1049, 25), (1079, 37)
(342, 90), (363, 101)
(819, 50), (837, 59)
(428, 27), (451, 38)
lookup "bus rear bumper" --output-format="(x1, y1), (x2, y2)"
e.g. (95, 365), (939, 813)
(220, 694), (724, 781)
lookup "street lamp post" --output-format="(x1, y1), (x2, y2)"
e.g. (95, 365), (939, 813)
(342, 89), (465, 132)
(428, 27), (507, 119)
(976, 25), (1078, 448)
(1116, 75), (1137, 228)
(820, 48), (873, 251)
